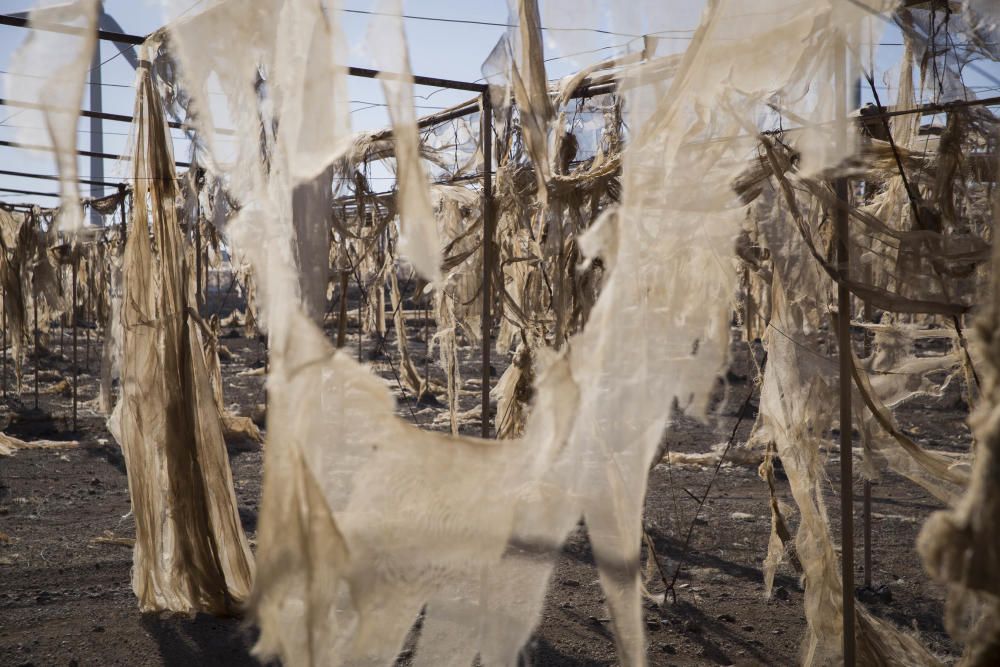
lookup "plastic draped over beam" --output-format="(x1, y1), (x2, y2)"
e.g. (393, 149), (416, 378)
(4, 0), (98, 231)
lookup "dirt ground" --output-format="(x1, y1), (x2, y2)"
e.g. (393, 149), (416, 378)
(0, 282), (968, 666)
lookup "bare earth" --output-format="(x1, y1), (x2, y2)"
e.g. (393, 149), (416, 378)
(0, 289), (967, 666)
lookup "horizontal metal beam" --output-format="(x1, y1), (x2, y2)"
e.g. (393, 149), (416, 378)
(0, 138), (191, 168)
(0, 97), (235, 135)
(0, 186), (59, 198)
(1, 14), (486, 92)
(368, 98), (482, 141)
(0, 168), (120, 189)
(0, 13), (144, 45)
(859, 94), (1000, 122)
(347, 66), (486, 93)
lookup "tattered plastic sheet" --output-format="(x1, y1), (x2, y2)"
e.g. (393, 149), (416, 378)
(107, 45), (253, 615)
(4, 0), (98, 231)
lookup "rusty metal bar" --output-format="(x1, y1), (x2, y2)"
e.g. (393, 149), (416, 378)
(347, 65), (486, 93)
(337, 270), (349, 348)
(862, 298), (874, 590)
(480, 91), (494, 438)
(0, 13), (144, 45)
(1, 286), (6, 400)
(0, 138), (191, 168)
(835, 38), (856, 667)
(0, 168), (120, 189)
(194, 175), (203, 308)
(0, 186), (60, 198)
(72, 249), (78, 431)
(33, 287), (39, 409)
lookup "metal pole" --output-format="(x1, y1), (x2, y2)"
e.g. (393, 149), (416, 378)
(337, 270), (349, 348)
(835, 38), (856, 667)
(1, 286), (6, 400)
(72, 250), (78, 431)
(89, 4), (105, 226)
(357, 269), (363, 363)
(195, 193), (203, 308)
(33, 287), (39, 410)
(863, 479), (872, 588)
(862, 299), (874, 589)
(480, 91), (494, 438)
(194, 169), (205, 308)
(855, 69), (874, 593)
(119, 184), (128, 237)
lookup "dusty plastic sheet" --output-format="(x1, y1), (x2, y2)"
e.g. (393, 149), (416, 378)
(0, 0), (982, 661)
(4, 0), (98, 231)
(739, 131), (990, 667)
(98, 239), (123, 415)
(106, 46), (253, 615)
(154, 0), (953, 664)
(0, 209), (28, 391)
(749, 196), (942, 665)
(191, 312), (264, 447)
(0, 209), (70, 392)
(488, 0), (553, 204)
(430, 184), (483, 428)
(368, 0), (442, 284)
(849, 340), (968, 504)
(918, 230), (1000, 665)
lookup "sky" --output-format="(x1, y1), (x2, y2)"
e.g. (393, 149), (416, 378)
(0, 1), (998, 208)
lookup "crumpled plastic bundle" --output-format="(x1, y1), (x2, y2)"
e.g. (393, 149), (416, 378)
(0, 208), (30, 391)
(106, 43), (254, 615)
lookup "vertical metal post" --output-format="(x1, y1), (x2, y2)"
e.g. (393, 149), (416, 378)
(862, 299), (874, 589)
(859, 57), (873, 588)
(835, 37), (856, 667)
(33, 287), (39, 410)
(480, 91), (494, 438)
(89, 10), (105, 226)
(119, 184), (128, 237)
(357, 269), (363, 363)
(195, 172), (203, 309)
(1, 285), (6, 400)
(337, 270), (349, 349)
(863, 479), (872, 588)
(72, 250), (78, 432)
